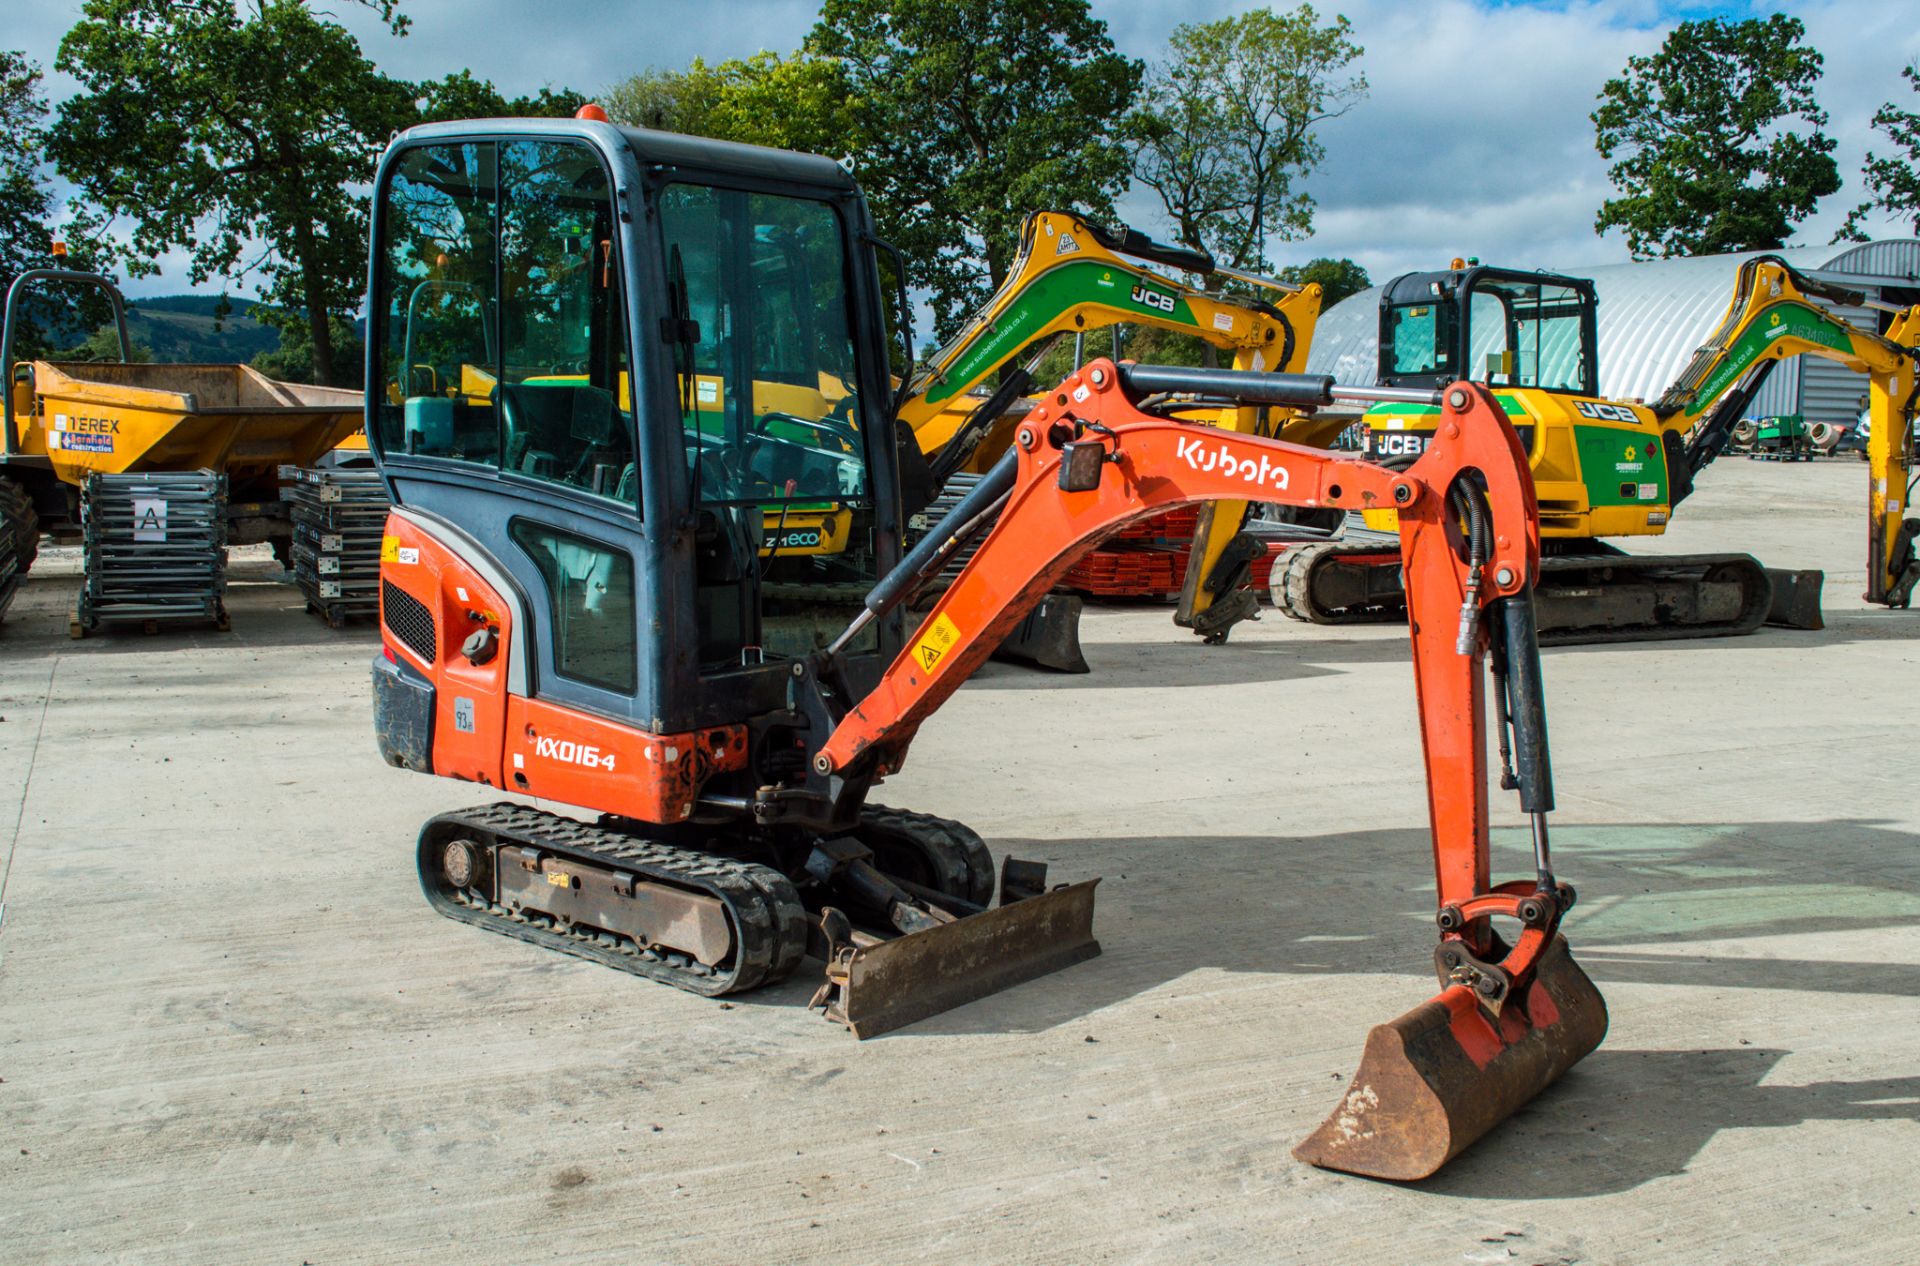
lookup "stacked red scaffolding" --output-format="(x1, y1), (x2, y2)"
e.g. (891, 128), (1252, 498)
(1060, 507), (1288, 599)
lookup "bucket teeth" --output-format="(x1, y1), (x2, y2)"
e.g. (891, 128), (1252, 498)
(1293, 935), (1608, 1181)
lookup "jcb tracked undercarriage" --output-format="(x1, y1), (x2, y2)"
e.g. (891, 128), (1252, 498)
(366, 113), (1602, 1180)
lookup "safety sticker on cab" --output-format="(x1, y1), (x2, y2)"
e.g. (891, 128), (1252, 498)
(380, 535), (418, 564)
(913, 613), (962, 672)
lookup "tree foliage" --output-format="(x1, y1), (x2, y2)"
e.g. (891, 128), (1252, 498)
(0, 51), (114, 361)
(1592, 15), (1840, 258)
(602, 52), (860, 156)
(1278, 256), (1369, 307)
(48, 1), (580, 387)
(60, 323), (151, 362)
(1127, 6), (1364, 271)
(1838, 64), (1920, 241)
(808, 0), (1141, 339)
(252, 310), (363, 386)
(416, 68), (586, 124)
(49, 1), (416, 385)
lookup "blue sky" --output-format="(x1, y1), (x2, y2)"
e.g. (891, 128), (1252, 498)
(11, 0), (1917, 301)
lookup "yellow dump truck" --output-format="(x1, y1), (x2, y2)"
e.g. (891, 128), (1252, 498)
(1, 268), (362, 618)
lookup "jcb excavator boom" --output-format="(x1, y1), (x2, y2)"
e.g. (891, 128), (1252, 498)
(366, 114), (1599, 1182)
(896, 211), (1329, 645)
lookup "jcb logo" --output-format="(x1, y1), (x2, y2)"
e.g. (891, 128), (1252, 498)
(1368, 432), (1428, 458)
(1573, 400), (1638, 423)
(533, 735), (617, 772)
(1130, 285), (1176, 314)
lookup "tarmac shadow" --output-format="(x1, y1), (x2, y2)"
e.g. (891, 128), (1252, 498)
(884, 816), (1920, 1040)
(1422, 1047), (1920, 1199)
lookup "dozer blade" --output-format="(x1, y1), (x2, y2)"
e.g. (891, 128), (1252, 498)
(1762, 567), (1824, 630)
(821, 878), (1100, 1038)
(990, 593), (1091, 673)
(1294, 936), (1607, 1181)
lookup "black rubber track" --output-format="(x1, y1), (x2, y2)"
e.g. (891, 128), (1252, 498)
(1272, 539), (1774, 644)
(856, 804), (996, 907)
(417, 802), (807, 997)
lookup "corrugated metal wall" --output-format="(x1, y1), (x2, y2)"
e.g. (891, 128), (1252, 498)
(1304, 240), (1920, 426)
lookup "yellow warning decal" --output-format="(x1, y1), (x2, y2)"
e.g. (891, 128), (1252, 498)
(547, 870), (571, 887)
(913, 613), (963, 673)
(380, 534), (400, 563)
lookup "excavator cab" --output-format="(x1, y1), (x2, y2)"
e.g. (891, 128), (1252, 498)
(368, 124), (906, 708)
(1378, 266), (1598, 398)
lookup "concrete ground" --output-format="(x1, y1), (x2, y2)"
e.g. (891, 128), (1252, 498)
(0, 455), (1915, 1265)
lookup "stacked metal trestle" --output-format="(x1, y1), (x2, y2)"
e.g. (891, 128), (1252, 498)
(73, 470), (230, 636)
(282, 466), (389, 626)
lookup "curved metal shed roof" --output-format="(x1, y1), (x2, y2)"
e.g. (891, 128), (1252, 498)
(1305, 240), (1920, 407)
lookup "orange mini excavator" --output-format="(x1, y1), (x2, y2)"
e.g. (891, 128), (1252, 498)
(365, 114), (1605, 1180)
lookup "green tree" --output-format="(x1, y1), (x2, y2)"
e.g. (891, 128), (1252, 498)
(1128, 6), (1365, 271)
(1592, 15), (1840, 258)
(808, 0), (1141, 339)
(253, 311), (363, 386)
(59, 323), (151, 362)
(49, 0), (419, 386)
(602, 52), (859, 155)
(0, 51), (114, 361)
(416, 68), (586, 124)
(1837, 64), (1920, 240)
(1278, 256), (1369, 307)
(49, 4), (579, 387)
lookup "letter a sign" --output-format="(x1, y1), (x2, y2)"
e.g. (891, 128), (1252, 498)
(132, 498), (168, 543)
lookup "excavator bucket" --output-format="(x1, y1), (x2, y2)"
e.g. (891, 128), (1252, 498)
(817, 878), (1100, 1038)
(1294, 936), (1608, 1180)
(990, 593), (1090, 673)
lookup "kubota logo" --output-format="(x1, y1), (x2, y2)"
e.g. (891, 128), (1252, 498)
(1175, 436), (1290, 491)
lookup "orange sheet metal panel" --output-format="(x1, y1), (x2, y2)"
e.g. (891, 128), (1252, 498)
(503, 698), (748, 823)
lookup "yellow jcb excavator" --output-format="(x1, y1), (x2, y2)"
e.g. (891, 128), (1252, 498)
(901, 211), (1337, 644)
(1275, 255), (1920, 640)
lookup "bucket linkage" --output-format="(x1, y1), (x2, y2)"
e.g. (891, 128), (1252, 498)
(1297, 452), (1608, 1180)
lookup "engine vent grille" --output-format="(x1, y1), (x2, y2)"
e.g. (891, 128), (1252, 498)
(382, 579), (436, 664)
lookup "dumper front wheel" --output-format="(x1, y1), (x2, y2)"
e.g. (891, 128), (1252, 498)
(0, 476), (39, 618)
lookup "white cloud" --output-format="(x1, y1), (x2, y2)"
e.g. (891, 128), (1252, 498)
(12, 0), (1920, 302)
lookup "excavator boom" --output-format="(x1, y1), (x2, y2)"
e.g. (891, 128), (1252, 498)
(773, 362), (1604, 1177)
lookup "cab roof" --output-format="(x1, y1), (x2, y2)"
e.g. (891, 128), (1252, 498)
(392, 117), (857, 193)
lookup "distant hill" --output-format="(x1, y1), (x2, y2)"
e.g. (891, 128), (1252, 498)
(120, 294), (281, 364)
